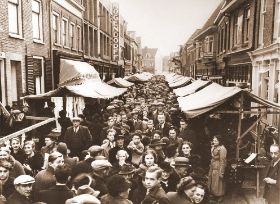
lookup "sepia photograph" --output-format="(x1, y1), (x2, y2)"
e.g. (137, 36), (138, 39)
(0, 0), (280, 203)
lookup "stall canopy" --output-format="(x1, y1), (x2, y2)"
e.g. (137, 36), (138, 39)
(59, 59), (100, 86)
(169, 77), (192, 88)
(124, 73), (153, 82)
(24, 59), (127, 99)
(178, 83), (280, 118)
(24, 80), (127, 99)
(166, 74), (184, 84)
(173, 79), (211, 97)
(107, 78), (134, 88)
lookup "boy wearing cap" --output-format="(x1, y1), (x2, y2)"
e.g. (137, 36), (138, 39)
(7, 175), (35, 204)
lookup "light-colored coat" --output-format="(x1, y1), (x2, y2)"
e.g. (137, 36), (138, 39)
(208, 145), (227, 196)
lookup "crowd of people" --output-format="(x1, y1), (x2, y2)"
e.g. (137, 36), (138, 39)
(0, 76), (231, 204)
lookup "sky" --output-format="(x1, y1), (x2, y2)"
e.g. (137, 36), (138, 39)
(113, 0), (222, 70)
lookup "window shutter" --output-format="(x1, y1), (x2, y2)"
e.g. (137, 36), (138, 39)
(44, 58), (53, 92)
(26, 56), (35, 95)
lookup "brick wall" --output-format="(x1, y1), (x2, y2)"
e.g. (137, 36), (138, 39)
(263, 0), (275, 47)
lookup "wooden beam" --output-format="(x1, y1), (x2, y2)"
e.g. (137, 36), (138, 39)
(239, 114), (264, 141)
(25, 116), (51, 121)
(236, 92), (244, 160)
(0, 118), (56, 143)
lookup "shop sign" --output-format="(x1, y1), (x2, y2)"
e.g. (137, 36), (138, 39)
(112, 3), (119, 62)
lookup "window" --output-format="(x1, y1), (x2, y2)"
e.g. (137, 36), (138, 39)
(62, 18), (68, 47)
(70, 23), (75, 49)
(52, 12), (59, 44)
(276, 0), (280, 39)
(259, 0), (267, 46)
(243, 8), (250, 42)
(32, 0), (43, 41)
(33, 57), (44, 94)
(77, 25), (82, 51)
(8, 0), (22, 37)
(233, 14), (238, 45)
(205, 36), (214, 54)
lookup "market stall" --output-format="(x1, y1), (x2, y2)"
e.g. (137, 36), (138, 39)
(107, 77), (134, 88)
(177, 82), (280, 197)
(173, 79), (211, 97)
(169, 76), (192, 89)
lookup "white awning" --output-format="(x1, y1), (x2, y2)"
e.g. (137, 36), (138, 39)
(178, 83), (242, 118)
(169, 77), (192, 88)
(173, 79), (211, 97)
(59, 59), (100, 86)
(23, 80), (127, 99)
(107, 78), (134, 88)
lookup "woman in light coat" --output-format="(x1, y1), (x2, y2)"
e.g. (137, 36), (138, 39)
(208, 135), (227, 202)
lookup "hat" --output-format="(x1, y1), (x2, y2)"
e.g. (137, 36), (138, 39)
(88, 145), (103, 154)
(159, 161), (173, 173)
(149, 139), (166, 147)
(12, 109), (21, 114)
(157, 102), (164, 106)
(106, 105), (115, 110)
(77, 185), (100, 197)
(14, 175), (35, 185)
(91, 160), (112, 171)
(65, 194), (100, 204)
(57, 142), (68, 155)
(71, 117), (81, 122)
(115, 134), (125, 141)
(118, 164), (135, 175)
(173, 157), (190, 167)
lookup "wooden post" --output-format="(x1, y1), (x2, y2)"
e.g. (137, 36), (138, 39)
(236, 92), (244, 160)
(256, 111), (261, 198)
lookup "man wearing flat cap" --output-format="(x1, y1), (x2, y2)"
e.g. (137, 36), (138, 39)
(64, 117), (93, 158)
(7, 175), (35, 204)
(91, 159), (112, 197)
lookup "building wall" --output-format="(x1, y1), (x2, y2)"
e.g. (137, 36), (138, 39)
(0, 0), (50, 106)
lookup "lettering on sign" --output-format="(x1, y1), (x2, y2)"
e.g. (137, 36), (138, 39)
(112, 3), (119, 62)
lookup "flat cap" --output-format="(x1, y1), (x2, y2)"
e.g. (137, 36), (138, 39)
(91, 160), (112, 171)
(14, 175), (35, 185)
(88, 145), (103, 154)
(174, 157), (190, 167)
(106, 105), (115, 110)
(71, 117), (81, 122)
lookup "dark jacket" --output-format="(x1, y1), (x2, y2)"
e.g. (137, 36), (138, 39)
(33, 166), (56, 196)
(100, 194), (133, 204)
(71, 158), (94, 179)
(64, 125), (93, 152)
(10, 148), (25, 164)
(37, 184), (74, 204)
(3, 177), (15, 199)
(23, 151), (44, 176)
(155, 123), (172, 138)
(167, 192), (193, 204)
(7, 191), (33, 204)
(264, 160), (280, 204)
(145, 185), (170, 204)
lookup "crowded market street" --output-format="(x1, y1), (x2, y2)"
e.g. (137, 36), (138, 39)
(0, 73), (279, 204)
(1, 0), (280, 204)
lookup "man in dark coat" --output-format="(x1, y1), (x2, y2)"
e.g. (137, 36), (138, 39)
(37, 165), (74, 204)
(155, 114), (172, 138)
(108, 135), (132, 164)
(64, 117), (93, 158)
(178, 119), (198, 152)
(100, 117), (121, 144)
(263, 144), (280, 204)
(7, 175), (35, 204)
(144, 166), (170, 204)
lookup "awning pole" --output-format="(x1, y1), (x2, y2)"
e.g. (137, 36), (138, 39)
(236, 92), (244, 160)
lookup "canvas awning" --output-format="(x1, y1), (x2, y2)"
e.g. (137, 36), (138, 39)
(124, 73), (152, 82)
(178, 82), (280, 118)
(24, 80), (127, 99)
(107, 78), (134, 88)
(173, 79), (211, 97)
(169, 77), (192, 88)
(178, 83), (242, 118)
(166, 74), (184, 84)
(59, 59), (100, 86)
